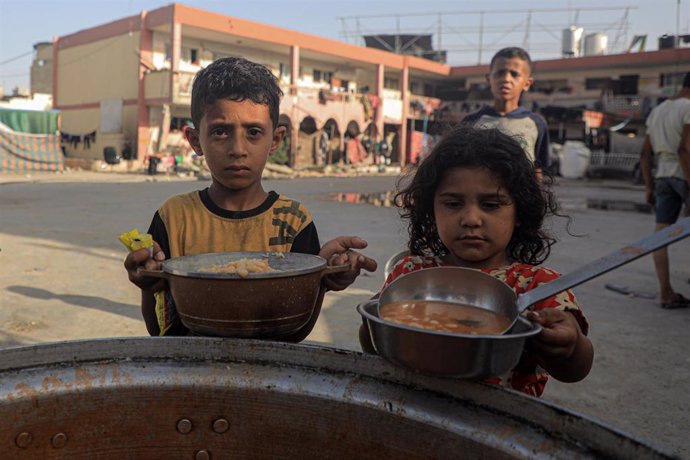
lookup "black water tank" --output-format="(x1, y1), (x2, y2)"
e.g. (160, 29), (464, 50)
(659, 34), (676, 49)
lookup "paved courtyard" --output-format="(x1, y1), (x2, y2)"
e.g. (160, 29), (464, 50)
(1, 171), (689, 457)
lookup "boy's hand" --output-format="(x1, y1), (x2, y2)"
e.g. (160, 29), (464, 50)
(124, 242), (167, 292)
(525, 309), (580, 359)
(319, 236), (377, 291)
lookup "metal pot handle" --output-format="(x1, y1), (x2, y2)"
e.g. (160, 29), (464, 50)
(322, 264), (350, 276)
(137, 268), (169, 279)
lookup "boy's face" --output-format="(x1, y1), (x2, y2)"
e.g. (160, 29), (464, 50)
(185, 99), (285, 193)
(486, 57), (533, 105)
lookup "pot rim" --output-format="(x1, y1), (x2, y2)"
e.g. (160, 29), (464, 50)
(161, 252), (327, 279)
(357, 299), (542, 339)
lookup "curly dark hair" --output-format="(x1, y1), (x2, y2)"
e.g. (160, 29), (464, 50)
(397, 125), (560, 265)
(190, 57), (283, 129)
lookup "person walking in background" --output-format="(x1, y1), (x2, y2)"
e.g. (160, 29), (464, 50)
(463, 47), (551, 180)
(641, 72), (690, 309)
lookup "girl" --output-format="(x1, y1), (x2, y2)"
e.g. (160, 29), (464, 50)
(360, 126), (593, 397)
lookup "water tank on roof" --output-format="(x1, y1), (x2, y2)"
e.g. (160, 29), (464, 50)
(658, 34), (676, 49)
(583, 33), (608, 56)
(562, 26), (584, 57)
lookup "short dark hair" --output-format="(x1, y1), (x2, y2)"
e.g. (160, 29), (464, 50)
(190, 57), (283, 129)
(683, 71), (690, 88)
(396, 125), (560, 265)
(490, 47), (533, 73)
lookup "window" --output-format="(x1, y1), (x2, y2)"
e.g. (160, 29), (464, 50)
(181, 47), (199, 64)
(279, 63), (289, 79)
(313, 69), (322, 82)
(384, 77), (400, 90)
(618, 75), (639, 95)
(585, 77), (611, 90)
(323, 71), (334, 84)
(660, 72), (685, 87)
(532, 79), (569, 94)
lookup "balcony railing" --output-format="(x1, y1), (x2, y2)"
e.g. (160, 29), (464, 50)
(602, 95), (642, 117)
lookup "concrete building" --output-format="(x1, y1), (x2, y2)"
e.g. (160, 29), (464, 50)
(31, 42), (54, 96)
(448, 48), (690, 143)
(51, 3), (449, 168)
(46, 3), (690, 168)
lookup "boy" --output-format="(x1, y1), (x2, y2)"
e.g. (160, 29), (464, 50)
(125, 57), (376, 338)
(463, 47), (551, 177)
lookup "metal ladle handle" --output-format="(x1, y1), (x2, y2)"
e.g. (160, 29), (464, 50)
(516, 216), (690, 313)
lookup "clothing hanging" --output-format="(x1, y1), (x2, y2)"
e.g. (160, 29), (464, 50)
(60, 130), (97, 149)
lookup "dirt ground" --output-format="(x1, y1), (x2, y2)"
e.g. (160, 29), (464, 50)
(0, 170), (689, 458)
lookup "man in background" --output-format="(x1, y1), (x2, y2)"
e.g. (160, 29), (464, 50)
(641, 72), (690, 309)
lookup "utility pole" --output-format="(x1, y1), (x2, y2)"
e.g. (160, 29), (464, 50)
(523, 11), (532, 51)
(478, 11), (485, 64)
(677, 0), (681, 47)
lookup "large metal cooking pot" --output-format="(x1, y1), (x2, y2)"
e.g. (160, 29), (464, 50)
(0, 338), (674, 459)
(140, 252), (347, 337)
(358, 298), (541, 378)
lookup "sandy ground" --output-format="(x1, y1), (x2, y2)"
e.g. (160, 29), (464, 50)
(0, 170), (689, 458)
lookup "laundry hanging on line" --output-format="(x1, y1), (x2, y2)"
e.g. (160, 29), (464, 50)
(60, 130), (97, 149)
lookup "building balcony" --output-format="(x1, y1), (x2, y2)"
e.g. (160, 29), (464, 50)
(143, 69), (196, 105)
(601, 95), (644, 118)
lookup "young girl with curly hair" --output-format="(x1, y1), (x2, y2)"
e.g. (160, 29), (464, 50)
(361, 126), (593, 397)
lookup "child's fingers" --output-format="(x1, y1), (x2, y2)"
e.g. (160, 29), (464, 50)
(535, 326), (578, 347)
(528, 338), (574, 359)
(355, 253), (378, 272)
(124, 247), (165, 290)
(328, 252), (349, 267)
(152, 241), (165, 261)
(319, 236), (369, 260)
(124, 248), (152, 271)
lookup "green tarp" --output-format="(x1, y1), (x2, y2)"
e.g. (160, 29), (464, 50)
(0, 108), (60, 134)
(0, 122), (64, 172)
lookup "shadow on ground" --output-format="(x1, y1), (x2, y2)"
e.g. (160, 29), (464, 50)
(6, 286), (140, 320)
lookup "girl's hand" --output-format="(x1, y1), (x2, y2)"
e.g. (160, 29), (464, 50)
(525, 308), (594, 383)
(123, 242), (167, 292)
(525, 309), (580, 359)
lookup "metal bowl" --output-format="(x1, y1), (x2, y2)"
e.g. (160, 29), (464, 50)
(379, 266), (518, 320)
(357, 299), (541, 379)
(140, 252), (347, 338)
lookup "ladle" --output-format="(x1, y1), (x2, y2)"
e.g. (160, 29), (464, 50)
(502, 216), (690, 333)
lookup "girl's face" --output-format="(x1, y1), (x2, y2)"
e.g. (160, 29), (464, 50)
(433, 166), (517, 269)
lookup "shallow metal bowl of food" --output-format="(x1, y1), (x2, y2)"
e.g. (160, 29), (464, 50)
(357, 299), (541, 379)
(379, 266), (518, 320)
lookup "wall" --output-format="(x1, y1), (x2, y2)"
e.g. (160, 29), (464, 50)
(57, 33), (140, 106)
(60, 105), (137, 159)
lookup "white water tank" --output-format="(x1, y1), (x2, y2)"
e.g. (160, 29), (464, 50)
(562, 26), (584, 57)
(560, 141), (591, 179)
(584, 33), (608, 56)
